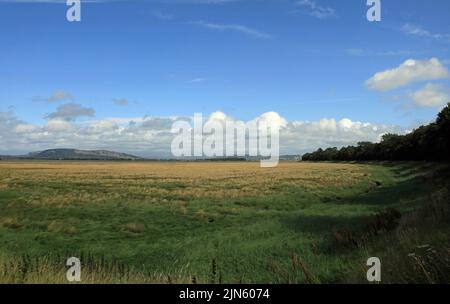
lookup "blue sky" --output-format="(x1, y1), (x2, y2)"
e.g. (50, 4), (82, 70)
(0, 0), (450, 156)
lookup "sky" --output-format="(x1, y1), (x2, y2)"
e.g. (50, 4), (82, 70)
(0, 0), (450, 156)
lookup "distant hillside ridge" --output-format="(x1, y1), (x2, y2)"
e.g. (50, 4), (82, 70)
(27, 149), (142, 160)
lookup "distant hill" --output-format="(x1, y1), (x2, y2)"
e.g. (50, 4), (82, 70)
(25, 149), (142, 160)
(0, 149), (302, 161)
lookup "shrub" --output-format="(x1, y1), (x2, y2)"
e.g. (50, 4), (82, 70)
(331, 227), (359, 249)
(364, 208), (402, 236)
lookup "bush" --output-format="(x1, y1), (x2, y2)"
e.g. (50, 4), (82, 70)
(364, 208), (402, 236)
(331, 228), (359, 250)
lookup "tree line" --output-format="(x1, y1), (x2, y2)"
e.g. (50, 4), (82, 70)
(302, 103), (450, 162)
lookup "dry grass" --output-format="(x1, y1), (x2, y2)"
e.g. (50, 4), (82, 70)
(0, 254), (192, 284)
(0, 161), (365, 207)
(123, 223), (146, 234)
(1, 218), (23, 229)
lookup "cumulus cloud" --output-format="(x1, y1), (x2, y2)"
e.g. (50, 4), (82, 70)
(283, 118), (402, 154)
(0, 110), (405, 157)
(13, 123), (38, 133)
(365, 58), (450, 92)
(410, 83), (450, 108)
(44, 119), (74, 132)
(208, 111), (229, 122)
(45, 103), (96, 121)
(254, 112), (288, 130)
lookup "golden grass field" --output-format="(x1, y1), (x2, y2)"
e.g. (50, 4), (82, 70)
(0, 161), (366, 203)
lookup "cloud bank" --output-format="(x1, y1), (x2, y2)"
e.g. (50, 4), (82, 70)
(0, 110), (404, 157)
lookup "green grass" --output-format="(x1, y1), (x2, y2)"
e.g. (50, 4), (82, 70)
(0, 161), (448, 283)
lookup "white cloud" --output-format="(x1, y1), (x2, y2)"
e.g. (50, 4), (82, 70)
(285, 118), (402, 154)
(208, 111), (228, 122)
(365, 58), (450, 92)
(295, 0), (336, 19)
(0, 110), (404, 157)
(256, 112), (288, 130)
(187, 78), (206, 83)
(43, 119), (73, 132)
(410, 83), (450, 108)
(86, 120), (119, 134)
(206, 111), (288, 132)
(151, 10), (174, 20)
(401, 24), (450, 42)
(191, 21), (271, 39)
(13, 124), (38, 133)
